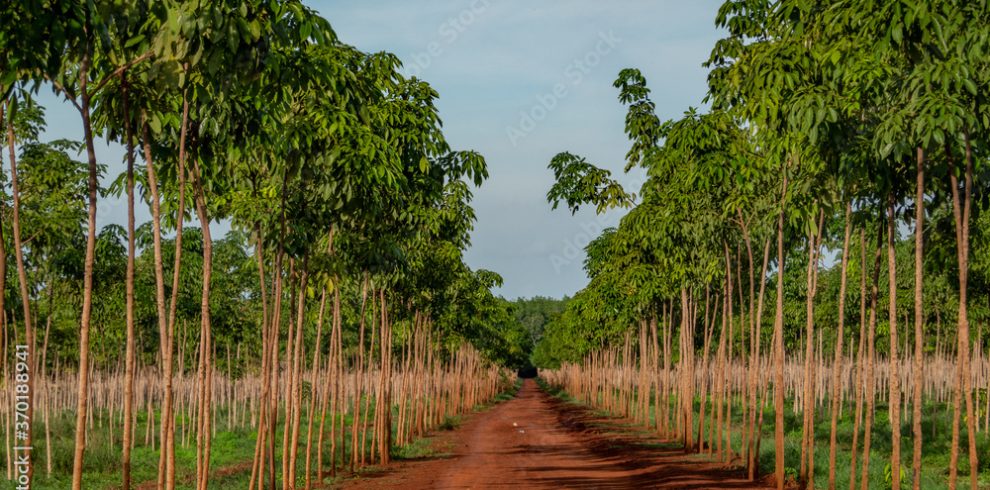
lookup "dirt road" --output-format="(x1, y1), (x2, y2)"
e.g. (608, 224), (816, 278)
(341, 379), (774, 489)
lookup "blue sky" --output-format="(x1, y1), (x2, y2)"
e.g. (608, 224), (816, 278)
(34, 0), (725, 300)
(311, 1), (725, 299)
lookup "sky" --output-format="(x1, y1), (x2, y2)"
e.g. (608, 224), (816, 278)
(32, 0), (725, 300)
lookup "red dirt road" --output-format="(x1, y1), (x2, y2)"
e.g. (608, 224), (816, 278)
(340, 379), (775, 489)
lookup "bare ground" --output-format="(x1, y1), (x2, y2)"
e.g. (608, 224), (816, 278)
(339, 379), (779, 489)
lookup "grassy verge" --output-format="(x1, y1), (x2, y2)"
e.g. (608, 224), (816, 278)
(8, 375), (524, 489)
(539, 379), (990, 489)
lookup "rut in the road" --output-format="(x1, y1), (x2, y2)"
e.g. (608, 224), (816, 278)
(341, 379), (776, 489)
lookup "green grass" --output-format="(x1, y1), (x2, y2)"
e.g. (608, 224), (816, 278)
(0, 404), (405, 489)
(3, 375), (522, 489)
(721, 397), (990, 489)
(542, 381), (990, 490)
(5, 407), (276, 489)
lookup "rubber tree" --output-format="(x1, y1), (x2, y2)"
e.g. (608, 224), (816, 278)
(909, 4), (989, 487)
(227, 14), (441, 484)
(151, 2), (288, 486)
(24, 2), (156, 486)
(810, 2), (988, 487)
(88, 8), (159, 485)
(0, 3), (73, 483)
(706, 3), (805, 486)
(611, 69), (777, 464)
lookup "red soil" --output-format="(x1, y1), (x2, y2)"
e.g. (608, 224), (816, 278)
(340, 379), (778, 489)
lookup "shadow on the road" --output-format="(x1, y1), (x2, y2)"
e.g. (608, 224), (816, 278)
(523, 391), (776, 489)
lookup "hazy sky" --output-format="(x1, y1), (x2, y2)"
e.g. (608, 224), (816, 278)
(32, 0), (724, 300)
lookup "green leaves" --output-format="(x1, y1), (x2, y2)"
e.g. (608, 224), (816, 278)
(546, 152), (634, 215)
(124, 34), (145, 48)
(614, 69), (661, 171)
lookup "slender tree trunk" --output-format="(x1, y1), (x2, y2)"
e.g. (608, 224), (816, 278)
(142, 114), (169, 490)
(748, 236), (771, 480)
(156, 87), (190, 490)
(378, 289), (392, 465)
(121, 78), (137, 490)
(848, 228), (868, 490)
(360, 289), (377, 465)
(333, 288), (343, 475)
(40, 307), (51, 476)
(71, 53), (99, 490)
(281, 260), (297, 487)
(773, 171), (788, 490)
(860, 221), (884, 490)
(287, 259), (309, 488)
(351, 277), (369, 471)
(194, 302), (209, 488)
(828, 201), (852, 490)
(966, 141), (979, 489)
(680, 288), (695, 451)
(305, 255), (330, 489)
(650, 313), (660, 433)
(190, 154), (214, 490)
(4, 97), (35, 486)
(697, 286), (714, 452)
(714, 294), (726, 458)
(947, 136), (978, 490)
(317, 287), (342, 481)
(800, 209), (824, 488)
(267, 189), (290, 490)
(248, 225), (272, 490)
(909, 147), (925, 490)
(662, 304), (672, 437)
(887, 195), (902, 490)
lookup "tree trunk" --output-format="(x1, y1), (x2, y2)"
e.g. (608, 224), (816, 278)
(351, 277), (369, 471)
(887, 194), (902, 490)
(773, 171), (788, 490)
(267, 190), (289, 490)
(305, 257), (330, 489)
(4, 97), (35, 487)
(828, 201), (852, 489)
(947, 136), (978, 490)
(800, 209), (824, 488)
(156, 87), (190, 490)
(680, 288), (695, 451)
(697, 285), (714, 452)
(909, 147), (925, 490)
(287, 259), (309, 487)
(121, 78), (137, 490)
(71, 55), (99, 490)
(860, 221), (884, 490)
(748, 236), (771, 480)
(141, 113), (170, 490)
(248, 225), (273, 490)
(191, 155), (214, 490)
(848, 229), (868, 490)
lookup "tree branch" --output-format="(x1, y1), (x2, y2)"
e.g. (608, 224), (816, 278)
(44, 76), (83, 112)
(88, 50), (155, 97)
